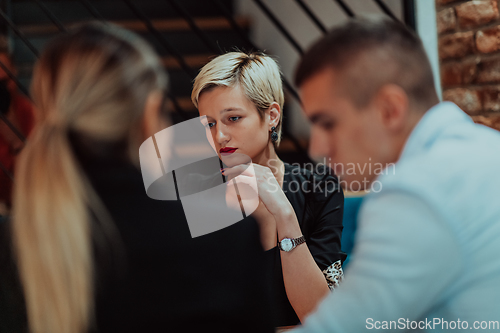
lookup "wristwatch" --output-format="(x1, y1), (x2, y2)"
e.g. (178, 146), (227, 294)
(278, 235), (306, 252)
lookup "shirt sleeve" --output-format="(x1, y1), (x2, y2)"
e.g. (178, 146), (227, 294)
(292, 190), (463, 333)
(322, 259), (344, 291)
(305, 169), (345, 272)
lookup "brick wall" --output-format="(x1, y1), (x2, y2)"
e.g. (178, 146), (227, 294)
(437, 0), (500, 131)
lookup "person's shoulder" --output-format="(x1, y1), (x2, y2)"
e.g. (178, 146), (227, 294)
(0, 216), (12, 266)
(372, 132), (500, 237)
(380, 124), (500, 192)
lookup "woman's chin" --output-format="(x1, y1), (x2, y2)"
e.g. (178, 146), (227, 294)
(220, 152), (251, 167)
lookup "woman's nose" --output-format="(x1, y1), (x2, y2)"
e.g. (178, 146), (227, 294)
(215, 124), (230, 144)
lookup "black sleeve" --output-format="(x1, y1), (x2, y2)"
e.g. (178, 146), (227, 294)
(0, 219), (28, 333)
(305, 168), (345, 271)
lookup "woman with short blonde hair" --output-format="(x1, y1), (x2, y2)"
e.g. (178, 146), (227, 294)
(193, 51), (345, 326)
(192, 52), (284, 145)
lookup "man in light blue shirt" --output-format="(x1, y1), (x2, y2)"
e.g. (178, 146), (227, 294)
(293, 17), (500, 332)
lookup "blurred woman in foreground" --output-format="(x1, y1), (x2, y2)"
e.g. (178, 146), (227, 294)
(11, 24), (272, 333)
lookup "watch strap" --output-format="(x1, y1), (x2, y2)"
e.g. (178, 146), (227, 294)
(292, 235), (306, 248)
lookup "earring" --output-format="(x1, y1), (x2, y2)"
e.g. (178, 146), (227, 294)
(271, 126), (278, 142)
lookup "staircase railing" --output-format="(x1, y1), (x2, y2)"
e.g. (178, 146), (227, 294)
(0, 0), (416, 182)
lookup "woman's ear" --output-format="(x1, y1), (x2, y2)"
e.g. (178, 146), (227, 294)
(142, 91), (164, 139)
(268, 102), (281, 129)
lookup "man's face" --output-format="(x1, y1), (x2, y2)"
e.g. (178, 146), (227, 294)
(299, 68), (391, 191)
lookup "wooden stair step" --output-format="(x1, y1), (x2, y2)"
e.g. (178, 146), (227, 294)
(18, 17), (251, 36)
(161, 53), (214, 69)
(167, 96), (195, 112)
(17, 54), (214, 77)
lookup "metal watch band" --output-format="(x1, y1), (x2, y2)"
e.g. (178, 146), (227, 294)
(292, 235), (306, 248)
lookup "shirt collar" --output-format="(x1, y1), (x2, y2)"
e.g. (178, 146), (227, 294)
(399, 102), (473, 161)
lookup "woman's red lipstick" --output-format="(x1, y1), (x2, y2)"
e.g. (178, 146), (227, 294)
(220, 147), (237, 155)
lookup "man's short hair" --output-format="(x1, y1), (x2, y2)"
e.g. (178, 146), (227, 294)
(295, 16), (438, 111)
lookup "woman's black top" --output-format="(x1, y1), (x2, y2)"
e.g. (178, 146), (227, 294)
(0, 219), (28, 333)
(266, 162), (344, 327)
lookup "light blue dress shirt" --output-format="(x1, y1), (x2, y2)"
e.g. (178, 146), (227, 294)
(293, 102), (500, 332)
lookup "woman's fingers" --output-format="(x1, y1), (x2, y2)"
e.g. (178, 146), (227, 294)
(226, 174), (258, 197)
(222, 162), (286, 216)
(222, 163), (276, 183)
(225, 176), (259, 216)
(221, 164), (253, 180)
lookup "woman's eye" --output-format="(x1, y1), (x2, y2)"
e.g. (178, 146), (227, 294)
(207, 122), (215, 128)
(229, 116), (241, 122)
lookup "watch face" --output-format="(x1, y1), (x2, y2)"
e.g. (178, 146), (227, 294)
(281, 238), (293, 252)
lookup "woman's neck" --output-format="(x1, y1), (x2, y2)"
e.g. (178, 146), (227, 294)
(253, 142), (285, 186)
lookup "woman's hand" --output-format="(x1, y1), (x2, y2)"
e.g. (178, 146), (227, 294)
(222, 163), (293, 218)
(225, 162), (330, 321)
(223, 162), (291, 250)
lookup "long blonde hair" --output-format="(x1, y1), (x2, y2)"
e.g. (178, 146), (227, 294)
(12, 23), (167, 333)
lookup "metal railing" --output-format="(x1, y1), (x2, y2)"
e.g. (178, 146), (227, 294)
(0, 0), (415, 184)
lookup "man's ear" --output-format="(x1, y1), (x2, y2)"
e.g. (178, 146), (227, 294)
(142, 91), (164, 139)
(374, 84), (409, 133)
(268, 102), (281, 129)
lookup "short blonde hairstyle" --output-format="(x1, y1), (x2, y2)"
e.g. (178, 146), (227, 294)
(192, 52), (284, 145)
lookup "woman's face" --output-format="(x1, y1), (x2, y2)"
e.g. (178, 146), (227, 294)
(198, 85), (272, 165)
